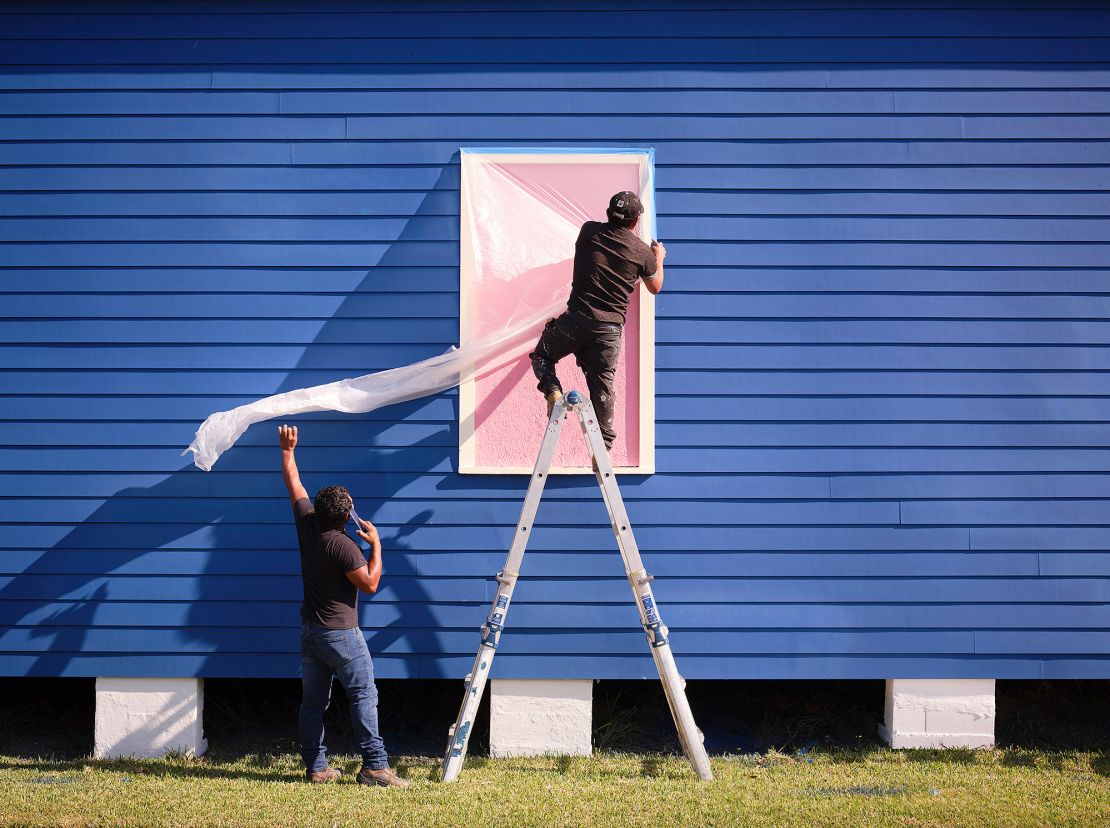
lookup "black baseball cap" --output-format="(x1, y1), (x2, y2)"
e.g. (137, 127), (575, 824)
(607, 191), (644, 223)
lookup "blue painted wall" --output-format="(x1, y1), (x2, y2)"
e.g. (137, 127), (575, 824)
(1, 1), (1108, 680)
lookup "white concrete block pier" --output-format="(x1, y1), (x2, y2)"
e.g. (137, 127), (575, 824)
(94, 678), (207, 759)
(879, 678), (996, 749)
(85, 676), (1002, 759)
(489, 679), (593, 757)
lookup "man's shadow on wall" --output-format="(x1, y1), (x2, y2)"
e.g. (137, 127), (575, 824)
(3, 161), (470, 679)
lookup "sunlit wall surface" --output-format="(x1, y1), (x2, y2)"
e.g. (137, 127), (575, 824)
(1, 1), (1108, 680)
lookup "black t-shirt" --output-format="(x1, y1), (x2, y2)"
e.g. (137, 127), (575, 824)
(566, 221), (658, 325)
(293, 498), (366, 629)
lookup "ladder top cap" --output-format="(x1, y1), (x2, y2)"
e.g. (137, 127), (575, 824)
(565, 390), (583, 405)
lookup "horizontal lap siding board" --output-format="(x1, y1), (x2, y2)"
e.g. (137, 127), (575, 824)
(1, 1), (1108, 680)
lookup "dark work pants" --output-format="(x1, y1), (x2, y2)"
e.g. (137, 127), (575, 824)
(529, 311), (623, 449)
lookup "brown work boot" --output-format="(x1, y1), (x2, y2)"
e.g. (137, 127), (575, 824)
(591, 447), (612, 476)
(357, 767), (411, 789)
(545, 389), (564, 419)
(305, 767), (342, 784)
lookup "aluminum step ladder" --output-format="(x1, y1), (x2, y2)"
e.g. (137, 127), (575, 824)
(442, 390), (713, 782)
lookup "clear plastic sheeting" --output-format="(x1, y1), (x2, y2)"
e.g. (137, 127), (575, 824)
(184, 148), (654, 472)
(183, 303), (555, 472)
(460, 149), (656, 472)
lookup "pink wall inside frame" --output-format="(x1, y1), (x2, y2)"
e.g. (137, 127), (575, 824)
(466, 159), (646, 470)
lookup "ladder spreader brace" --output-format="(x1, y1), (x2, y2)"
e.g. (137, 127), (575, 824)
(441, 390), (713, 782)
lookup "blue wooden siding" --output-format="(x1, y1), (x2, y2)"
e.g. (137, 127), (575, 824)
(1, 1), (1108, 679)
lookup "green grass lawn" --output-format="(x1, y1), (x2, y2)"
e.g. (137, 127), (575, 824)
(1, 748), (1106, 828)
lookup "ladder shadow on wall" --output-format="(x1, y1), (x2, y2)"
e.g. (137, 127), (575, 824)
(5, 161), (463, 679)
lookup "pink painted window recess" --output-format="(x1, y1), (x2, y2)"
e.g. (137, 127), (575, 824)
(458, 148), (657, 474)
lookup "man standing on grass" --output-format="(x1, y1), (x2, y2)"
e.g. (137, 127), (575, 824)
(279, 424), (410, 788)
(529, 191), (665, 454)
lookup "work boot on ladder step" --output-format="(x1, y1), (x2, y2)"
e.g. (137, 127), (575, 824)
(592, 447), (613, 476)
(545, 389), (563, 418)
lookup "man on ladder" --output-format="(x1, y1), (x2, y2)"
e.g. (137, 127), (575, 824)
(530, 191), (666, 450)
(443, 194), (712, 782)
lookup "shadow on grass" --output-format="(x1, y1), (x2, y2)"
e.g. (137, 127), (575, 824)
(393, 758), (442, 782)
(999, 747), (1110, 776)
(906, 747), (978, 766)
(816, 744), (975, 766)
(2, 756), (297, 784)
(494, 758), (632, 780)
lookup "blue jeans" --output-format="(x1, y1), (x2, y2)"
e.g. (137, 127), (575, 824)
(299, 624), (389, 773)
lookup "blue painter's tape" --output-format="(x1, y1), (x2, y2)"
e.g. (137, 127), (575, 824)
(461, 147), (653, 156)
(452, 720), (471, 753)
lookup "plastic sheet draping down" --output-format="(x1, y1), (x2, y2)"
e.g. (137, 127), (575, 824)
(183, 149), (653, 471)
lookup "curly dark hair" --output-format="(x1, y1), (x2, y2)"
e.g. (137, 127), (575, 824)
(314, 485), (352, 530)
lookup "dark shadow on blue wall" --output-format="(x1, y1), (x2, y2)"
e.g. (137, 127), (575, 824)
(2, 161), (477, 679)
